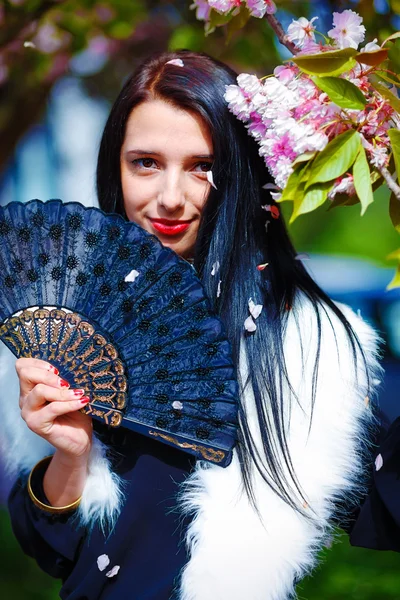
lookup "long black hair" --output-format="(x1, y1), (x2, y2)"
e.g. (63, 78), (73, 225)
(96, 49), (367, 512)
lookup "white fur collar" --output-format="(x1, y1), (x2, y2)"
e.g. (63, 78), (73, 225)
(176, 298), (381, 600)
(0, 297), (381, 599)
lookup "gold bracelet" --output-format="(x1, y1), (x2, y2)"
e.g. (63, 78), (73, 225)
(27, 456), (82, 514)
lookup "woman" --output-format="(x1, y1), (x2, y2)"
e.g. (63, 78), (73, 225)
(3, 50), (381, 600)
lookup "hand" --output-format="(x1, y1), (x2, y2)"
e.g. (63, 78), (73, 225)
(16, 357), (93, 460)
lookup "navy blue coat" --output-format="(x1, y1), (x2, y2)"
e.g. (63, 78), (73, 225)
(8, 424), (194, 600)
(350, 416), (400, 553)
(8, 418), (400, 600)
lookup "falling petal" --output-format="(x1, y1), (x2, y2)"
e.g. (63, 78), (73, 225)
(172, 400), (183, 410)
(265, 220), (270, 233)
(364, 395), (369, 408)
(295, 253), (310, 261)
(217, 280), (222, 298)
(206, 170), (217, 190)
(124, 269), (140, 282)
(375, 454), (383, 471)
(257, 262), (269, 271)
(105, 565), (120, 578)
(166, 59), (184, 67)
(97, 554), (110, 571)
(270, 192), (282, 202)
(261, 204), (271, 212)
(302, 501), (309, 509)
(270, 205), (280, 219)
(248, 298), (263, 319)
(262, 183), (279, 190)
(211, 261), (220, 276)
(24, 41), (36, 48)
(244, 316), (257, 332)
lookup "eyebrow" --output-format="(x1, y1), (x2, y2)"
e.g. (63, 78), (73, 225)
(125, 149), (214, 160)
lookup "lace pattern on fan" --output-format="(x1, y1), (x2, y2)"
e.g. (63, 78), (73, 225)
(0, 200), (239, 466)
(0, 307), (126, 427)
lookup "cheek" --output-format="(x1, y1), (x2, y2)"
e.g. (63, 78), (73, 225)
(121, 168), (151, 218)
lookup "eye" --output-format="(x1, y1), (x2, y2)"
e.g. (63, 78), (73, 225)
(131, 158), (157, 169)
(193, 162), (212, 173)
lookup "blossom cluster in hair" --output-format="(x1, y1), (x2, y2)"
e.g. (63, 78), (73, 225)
(223, 10), (400, 202)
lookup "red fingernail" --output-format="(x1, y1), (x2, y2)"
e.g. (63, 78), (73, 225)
(60, 379), (70, 388)
(73, 389), (85, 397)
(80, 397), (90, 404)
(49, 365), (59, 375)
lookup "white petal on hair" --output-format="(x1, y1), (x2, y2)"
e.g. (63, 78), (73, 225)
(105, 565), (120, 578)
(206, 170), (218, 190)
(166, 58), (184, 67)
(244, 316), (257, 332)
(295, 253), (310, 261)
(248, 298), (263, 319)
(217, 280), (222, 298)
(375, 454), (383, 471)
(262, 183), (280, 190)
(124, 269), (140, 282)
(211, 261), (220, 276)
(24, 41), (36, 48)
(97, 554), (110, 571)
(172, 401), (183, 410)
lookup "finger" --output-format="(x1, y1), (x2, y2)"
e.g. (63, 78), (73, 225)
(42, 396), (91, 421)
(24, 385), (86, 412)
(16, 357), (59, 376)
(18, 366), (70, 399)
(24, 397), (91, 432)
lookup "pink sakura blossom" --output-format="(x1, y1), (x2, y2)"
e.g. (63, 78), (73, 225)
(208, 0), (239, 14)
(328, 176), (356, 199)
(218, 6), (398, 198)
(328, 9), (366, 50)
(287, 17), (318, 49)
(224, 84), (253, 121)
(246, 0), (276, 18)
(190, 0), (212, 20)
(274, 65), (297, 84)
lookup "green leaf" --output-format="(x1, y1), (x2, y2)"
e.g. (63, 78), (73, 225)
(388, 129), (400, 182)
(291, 180), (333, 223)
(226, 6), (251, 42)
(355, 49), (388, 67)
(374, 71), (400, 87)
(313, 76), (366, 110)
(382, 31), (400, 46)
(374, 81), (400, 113)
(205, 8), (233, 34)
(278, 162), (309, 202)
(292, 48), (358, 77)
(328, 193), (360, 210)
(389, 192), (400, 231)
(292, 152), (317, 166)
(353, 146), (374, 215)
(306, 130), (361, 188)
(387, 39), (400, 71)
(387, 248), (400, 261)
(387, 265), (400, 290)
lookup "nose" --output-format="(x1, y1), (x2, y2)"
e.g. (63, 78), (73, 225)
(157, 169), (186, 213)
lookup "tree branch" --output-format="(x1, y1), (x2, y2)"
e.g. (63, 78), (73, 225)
(377, 165), (400, 200)
(265, 13), (297, 55)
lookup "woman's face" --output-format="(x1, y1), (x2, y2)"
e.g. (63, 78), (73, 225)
(120, 99), (214, 259)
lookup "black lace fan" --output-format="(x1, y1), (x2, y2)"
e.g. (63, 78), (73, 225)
(0, 200), (239, 466)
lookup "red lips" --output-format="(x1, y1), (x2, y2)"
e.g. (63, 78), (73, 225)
(149, 218), (192, 236)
